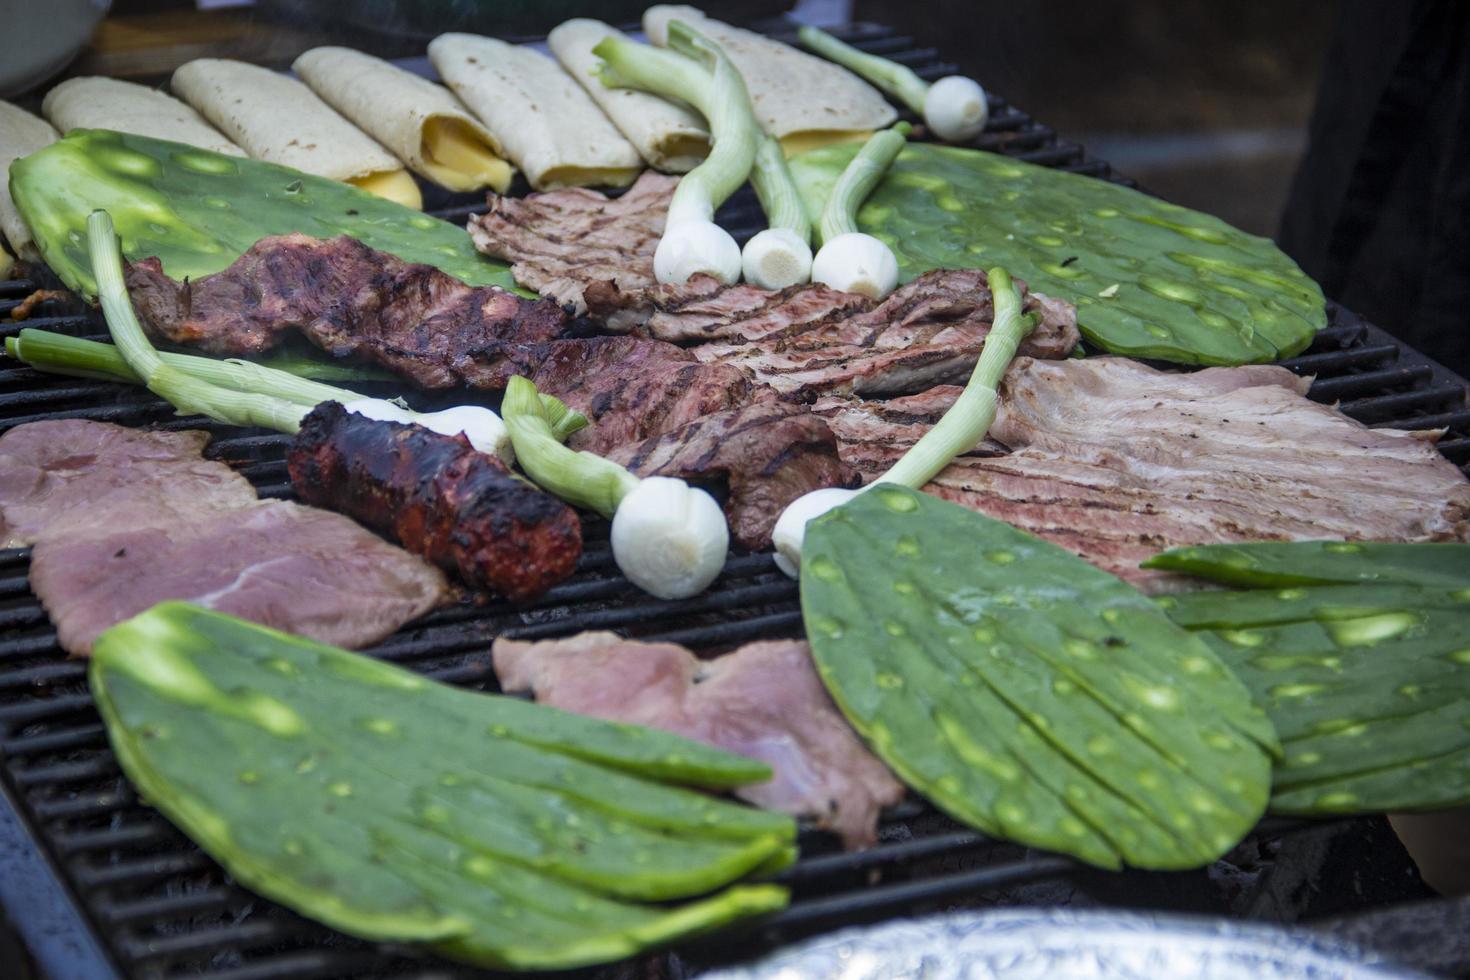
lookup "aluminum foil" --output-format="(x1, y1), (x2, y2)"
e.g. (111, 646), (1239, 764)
(701, 908), (1425, 979)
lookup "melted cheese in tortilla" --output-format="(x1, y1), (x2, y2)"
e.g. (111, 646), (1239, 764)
(535, 166), (642, 191)
(780, 129), (876, 158)
(420, 117), (514, 194)
(347, 169), (423, 210)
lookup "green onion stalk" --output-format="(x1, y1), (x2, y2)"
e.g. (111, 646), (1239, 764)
(593, 21), (768, 285)
(809, 121), (911, 299)
(772, 266), (1036, 576)
(501, 375), (729, 599)
(797, 25), (989, 142)
(6, 211), (515, 461)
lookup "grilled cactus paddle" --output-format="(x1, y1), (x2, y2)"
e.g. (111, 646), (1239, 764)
(10, 128), (517, 297)
(89, 603), (793, 970)
(1152, 542), (1470, 816)
(799, 487), (1277, 870)
(788, 142), (1324, 365)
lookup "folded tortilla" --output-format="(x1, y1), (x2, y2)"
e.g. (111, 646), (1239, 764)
(293, 47), (514, 194)
(171, 58), (421, 209)
(643, 5), (896, 155)
(429, 33), (643, 191)
(42, 77), (243, 157)
(548, 19), (710, 173)
(0, 100), (59, 259)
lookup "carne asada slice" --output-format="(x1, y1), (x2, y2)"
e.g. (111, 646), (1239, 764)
(0, 420), (258, 548)
(690, 272), (1080, 398)
(604, 401), (860, 549)
(126, 232), (570, 387)
(817, 357), (1470, 591)
(583, 274), (870, 343)
(288, 401), (581, 601)
(31, 499), (447, 655)
(468, 171), (676, 313)
(492, 631), (905, 850)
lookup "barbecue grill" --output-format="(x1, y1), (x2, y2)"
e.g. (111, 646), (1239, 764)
(2, 17), (1469, 980)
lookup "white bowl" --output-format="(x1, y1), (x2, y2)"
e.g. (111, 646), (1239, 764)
(0, 0), (112, 98)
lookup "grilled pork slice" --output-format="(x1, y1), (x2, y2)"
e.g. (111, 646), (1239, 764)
(492, 631), (905, 849)
(690, 271), (1080, 398)
(31, 499), (447, 655)
(288, 402), (581, 601)
(126, 233), (570, 387)
(0, 422), (258, 548)
(584, 274), (870, 343)
(817, 357), (1470, 591)
(468, 171), (676, 313)
(604, 401), (861, 549)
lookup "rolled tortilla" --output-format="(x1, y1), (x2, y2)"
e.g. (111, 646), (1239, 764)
(293, 47), (514, 194)
(0, 100), (59, 259)
(644, 5), (896, 155)
(429, 33), (643, 191)
(548, 19), (710, 173)
(171, 58), (421, 209)
(42, 77), (243, 157)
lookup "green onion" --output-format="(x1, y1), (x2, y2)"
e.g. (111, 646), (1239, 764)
(809, 123), (910, 298)
(797, 26), (989, 143)
(500, 376), (638, 519)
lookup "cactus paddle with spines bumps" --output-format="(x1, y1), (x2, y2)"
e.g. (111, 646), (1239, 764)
(1150, 541), (1470, 816)
(799, 487), (1277, 870)
(10, 128), (519, 298)
(788, 142), (1325, 365)
(89, 603), (793, 971)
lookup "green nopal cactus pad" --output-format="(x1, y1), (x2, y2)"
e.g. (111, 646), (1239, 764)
(89, 603), (792, 971)
(799, 487), (1276, 870)
(789, 143), (1325, 365)
(10, 129), (519, 298)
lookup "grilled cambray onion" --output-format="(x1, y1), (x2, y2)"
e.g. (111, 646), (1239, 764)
(809, 122), (910, 299)
(772, 266), (1035, 576)
(797, 25), (989, 143)
(593, 21), (759, 286)
(67, 209), (579, 599)
(501, 376), (729, 600)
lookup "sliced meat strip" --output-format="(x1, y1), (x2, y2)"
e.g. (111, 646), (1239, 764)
(0, 421), (257, 548)
(492, 631), (904, 849)
(818, 357), (1470, 591)
(604, 401), (861, 549)
(31, 499), (447, 655)
(468, 171), (676, 313)
(690, 272), (1080, 398)
(126, 233), (570, 387)
(583, 274), (870, 343)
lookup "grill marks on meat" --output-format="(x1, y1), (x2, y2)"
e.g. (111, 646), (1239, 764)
(584, 274), (871, 343)
(468, 171), (676, 313)
(126, 233), (570, 387)
(820, 357), (1470, 591)
(0, 420), (446, 654)
(604, 401), (861, 549)
(492, 632), (904, 850)
(690, 270), (1081, 398)
(287, 402), (581, 601)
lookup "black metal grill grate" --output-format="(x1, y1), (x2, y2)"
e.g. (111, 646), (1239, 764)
(0, 19), (1466, 980)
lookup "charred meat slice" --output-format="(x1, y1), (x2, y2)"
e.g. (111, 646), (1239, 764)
(604, 401), (861, 549)
(690, 270), (1080, 398)
(126, 233), (570, 387)
(287, 402), (581, 601)
(583, 274), (870, 343)
(468, 171), (675, 313)
(492, 631), (905, 850)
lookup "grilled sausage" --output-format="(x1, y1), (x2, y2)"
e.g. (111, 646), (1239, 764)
(287, 402), (581, 601)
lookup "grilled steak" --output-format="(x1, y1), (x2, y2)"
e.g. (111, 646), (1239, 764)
(691, 271), (1080, 398)
(492, 631), (905, 849)
(126, 233), (570, 387)
(604, 401), (861, 549)
(817, 357), (1470, 591)
(0, 421), (258, 548)
(584, 274), (870, 343)
(31, 499), (447, 655)
(287, 402), (581, 601)
(468, 171), (675, 313)
(0, 419), (446, 654)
